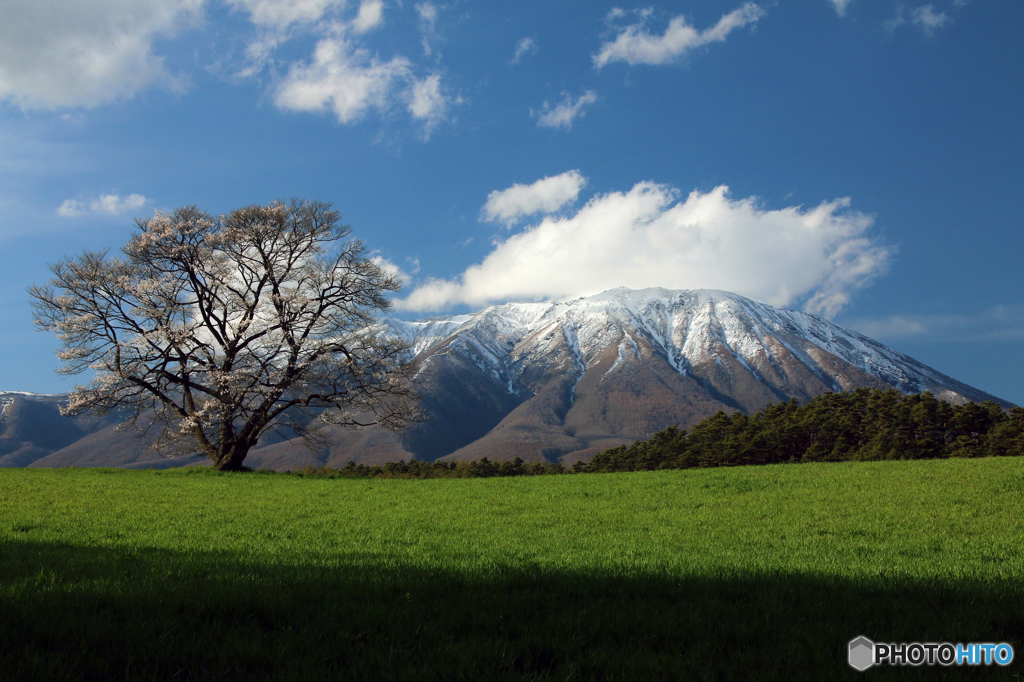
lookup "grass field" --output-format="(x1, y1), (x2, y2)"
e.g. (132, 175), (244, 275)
(2, 458), (1023, 680)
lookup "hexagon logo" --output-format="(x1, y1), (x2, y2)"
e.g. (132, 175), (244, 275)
(849, 636), (875, 671)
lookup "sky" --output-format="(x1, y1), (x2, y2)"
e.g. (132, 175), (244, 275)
(0, 0), (1021, 404)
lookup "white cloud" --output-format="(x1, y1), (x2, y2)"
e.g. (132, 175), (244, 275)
(371, 254), (412, 284)
(56, 200), (86, 218)
(238, 34), (284, 77)
(407, 73), (453, 139)
(0, 0), (202, 109)
(227, 0), (347, 78)
(274, 37), (412, 123)
(829, 0), (853, 17)
(885, 4), (952, 35)
(911, 5), (952, 32)
(233, 1), (455, 135)
(93, 193), (148, 214)
(533, 91), (598, 130)
(57, 193), (148, 218)
(416, 2), (439, 27)
(227, 0), (345, 28)
(481, 170), (587, 225)
(593, 2), (766, 68)
(511, 37), (538, 64)
(264, 7), (456, 134)
(352, 0), (385, 34)
(398, 181), (891, 318)
(415, 2), (440, 56)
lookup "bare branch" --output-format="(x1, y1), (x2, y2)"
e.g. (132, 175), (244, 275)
(29, 200), (419, 471)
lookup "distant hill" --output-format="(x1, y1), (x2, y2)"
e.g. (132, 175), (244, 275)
(9, 287), (1013, 470)
(0, 392), (126, 467)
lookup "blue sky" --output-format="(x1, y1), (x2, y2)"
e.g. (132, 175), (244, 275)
(1, 0), (1021, 404)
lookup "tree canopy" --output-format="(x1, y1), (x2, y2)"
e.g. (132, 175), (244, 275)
(30, 200), (418, 471)
(575, 389), (1023, 474)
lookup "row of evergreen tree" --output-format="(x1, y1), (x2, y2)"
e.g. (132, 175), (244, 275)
(293, 389), (1022, 479)
(576, 389), (1023, 473)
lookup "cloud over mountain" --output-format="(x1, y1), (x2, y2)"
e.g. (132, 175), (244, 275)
(399, 180), (892, 318)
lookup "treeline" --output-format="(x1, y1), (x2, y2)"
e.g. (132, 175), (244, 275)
(292, 389), (1023, 479)
(295, 457), (565, 479)
(576, 389), (1023, 473)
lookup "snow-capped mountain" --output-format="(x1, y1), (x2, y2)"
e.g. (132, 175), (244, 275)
(10, 287), (1011, 470)
(387, 287), (993, 406)
(354, 287), (1007, 465)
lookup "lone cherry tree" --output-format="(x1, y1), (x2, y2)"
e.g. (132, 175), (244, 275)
(29, 200), (418, 471)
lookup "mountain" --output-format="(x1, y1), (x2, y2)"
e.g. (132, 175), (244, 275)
(13, 288), (1013, 470)
(377, 287), (1010, 465)
(0, 392), (127, 467)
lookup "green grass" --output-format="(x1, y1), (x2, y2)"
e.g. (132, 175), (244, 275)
(2, 458), (1023, 680)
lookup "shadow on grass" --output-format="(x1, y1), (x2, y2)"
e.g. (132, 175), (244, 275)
(1, 539), (1022, 681)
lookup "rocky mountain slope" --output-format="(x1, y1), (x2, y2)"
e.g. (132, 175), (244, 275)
(10, 288), (1012, 469)
(375, 287), (1009, 465)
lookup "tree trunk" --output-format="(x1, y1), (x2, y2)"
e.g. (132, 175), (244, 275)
(212, 445), (250, 471)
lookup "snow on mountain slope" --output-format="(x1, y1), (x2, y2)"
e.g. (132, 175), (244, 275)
(379, 315), (473, 355)
(399, 287), (1005, 408)
(334, 286), (1010, 465)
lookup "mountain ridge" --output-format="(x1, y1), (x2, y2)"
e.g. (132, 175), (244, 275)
(385, 287), (1003, 406)
(5, 287), (1012, 470)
